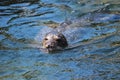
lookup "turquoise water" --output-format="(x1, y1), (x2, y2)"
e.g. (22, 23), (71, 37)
(0, 0), (120, 80)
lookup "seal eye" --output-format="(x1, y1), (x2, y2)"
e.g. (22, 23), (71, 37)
(44, 38), (48, 40)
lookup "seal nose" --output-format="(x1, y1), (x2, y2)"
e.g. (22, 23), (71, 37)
(46, 44), (54, 48)
(45, 41), (55, 48)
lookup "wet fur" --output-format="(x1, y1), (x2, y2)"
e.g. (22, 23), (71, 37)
(42, 31), (68, 52)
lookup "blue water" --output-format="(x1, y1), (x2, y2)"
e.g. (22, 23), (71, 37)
(0, 0), (120, 80)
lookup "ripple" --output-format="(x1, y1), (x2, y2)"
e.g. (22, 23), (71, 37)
(0, 0), (120, 80)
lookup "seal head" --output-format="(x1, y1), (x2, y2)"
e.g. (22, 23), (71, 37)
(42, 32), (68, 52)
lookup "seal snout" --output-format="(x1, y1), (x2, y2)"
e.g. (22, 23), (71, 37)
(45, 42), (56, 49)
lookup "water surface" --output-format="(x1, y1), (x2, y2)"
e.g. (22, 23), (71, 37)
(0, 0), (120, 80)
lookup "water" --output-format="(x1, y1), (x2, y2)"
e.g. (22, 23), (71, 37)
(0, 0), (120, 80)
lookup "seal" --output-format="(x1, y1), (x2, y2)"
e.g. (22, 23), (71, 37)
(34, 11), (120, 53)
(42, 31), (68, 52)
